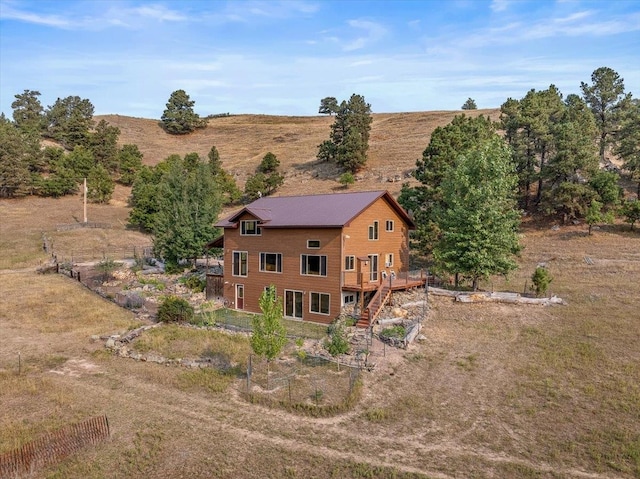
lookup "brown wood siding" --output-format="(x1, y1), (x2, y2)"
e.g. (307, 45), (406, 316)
(343, 196), (411, 283)
(220, 197), (412, 325)
(222, 212), (343, 324)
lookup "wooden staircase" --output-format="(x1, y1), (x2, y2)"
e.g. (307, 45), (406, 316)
(357, 282), (392, 328)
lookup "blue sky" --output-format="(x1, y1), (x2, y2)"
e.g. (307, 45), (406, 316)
(1, 0), (639, 118)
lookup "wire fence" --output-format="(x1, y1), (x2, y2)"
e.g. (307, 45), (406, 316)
(0, 415), (110, 479)
(244, 354), (361, 416)
(199, 308), (329, 340)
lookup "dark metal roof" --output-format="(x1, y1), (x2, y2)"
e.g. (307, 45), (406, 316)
(215, 190), (415, 229)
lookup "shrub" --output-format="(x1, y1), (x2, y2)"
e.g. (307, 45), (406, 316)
(325, 321), (350, 356)
(157, 296), (194, 323)
(380, 325), (406, 339)
(531, 266), (553, 297)
(180, 274), (206, 292)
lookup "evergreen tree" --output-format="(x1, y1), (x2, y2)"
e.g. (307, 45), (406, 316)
(433, 138), (521, 290)
(11, 89), (44, 133)
(0, 116), (31, 197)
(44, 96), (95, 149)
(318, 97), (339, 115)
(117, 144), (144, 186)
(615, 99), (640, 198)
(317, 94), (372, 173)
(461, 98), (477, 110)
(258, 152), (280, 173)
(160, 89), (206, 135)
(399, 114), (497, 256)
(621, 200), (640, 230)
(581, 67), (631, 162)
(88, 119), (120, 172)
(152, 155), (222, 269)
(87, 164), (114, 203)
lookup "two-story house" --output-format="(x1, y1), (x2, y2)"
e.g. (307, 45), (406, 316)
(213, 190), (420, 326)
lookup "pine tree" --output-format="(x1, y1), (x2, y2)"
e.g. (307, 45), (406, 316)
(160, 90), (206, 135)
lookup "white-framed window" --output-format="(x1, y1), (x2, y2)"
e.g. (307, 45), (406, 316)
(310, 292), (330, 315)
(285, 290), (303, 319)
(368, 221), (379, 240)
(385, 253), (394, 267)
(232, 251), (248, 277)
(307, 239), (320, 249)
(385, 220), (394, 232)
(343, 293), (355, 305)
(259, 252), (282, 273)
(344, 255), (355, 271)
(301, 255), (327, 276)
(240, 220), (261, 236)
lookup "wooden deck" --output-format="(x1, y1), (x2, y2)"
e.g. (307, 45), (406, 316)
(342, 276), (426, 293)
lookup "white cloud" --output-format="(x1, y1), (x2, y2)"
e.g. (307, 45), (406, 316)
(0, 3), (70, 28)
(343, 19), (387, 51)
(490, 0), (510, 13)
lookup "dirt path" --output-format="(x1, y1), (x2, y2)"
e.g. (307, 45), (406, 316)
(49, 357), (615, 479)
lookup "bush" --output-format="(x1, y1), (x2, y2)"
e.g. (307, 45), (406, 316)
(531, 266), (553, 297)
(380, 325), (406, 339)
(157, 296), (194, 323)
(325, 321), (350, 356)
(180, 274), (206, 292)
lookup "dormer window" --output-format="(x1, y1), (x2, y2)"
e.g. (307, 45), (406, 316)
(240, 220), (261, 235)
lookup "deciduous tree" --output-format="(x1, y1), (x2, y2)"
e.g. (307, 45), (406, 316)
(251, 285), (287, 365)
(433, 137), (521, 290)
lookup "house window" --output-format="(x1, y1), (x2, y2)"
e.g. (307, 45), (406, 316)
(344, 255), (355, 271)
(285, 290), (303, 319)
(310, 292), (330, 315)
(385, 220), (394, 232)
(259, 252), (282, 273)
(368, 221), (379, 240)
(301, 255), (327, 276)
(240, 220), (261, 236)
(307, 240), (320, 249)
(343, 293), (355, 305)
(385, 253), (394, 267)
(232, 251), (248, 277)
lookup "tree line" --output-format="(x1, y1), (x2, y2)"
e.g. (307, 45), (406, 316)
(398, 67), (640, 290)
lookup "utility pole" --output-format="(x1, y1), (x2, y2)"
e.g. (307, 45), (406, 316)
(83, 177), (87, 224)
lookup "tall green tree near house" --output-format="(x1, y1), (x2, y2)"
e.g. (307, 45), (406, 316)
(251, 285), (287, 374)
(152, 154), (222, 271)
(433, 137), (521, 290)
(207, 145), (241, 205)
(581, 67), (632, 162)
(244, 152), (284, 200)
(398, 114), (497, 256)
(160, 89), (207, 135)
(317, 94), (372, 173)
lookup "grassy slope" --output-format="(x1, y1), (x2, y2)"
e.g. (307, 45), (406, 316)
(1, 110), (639, 478)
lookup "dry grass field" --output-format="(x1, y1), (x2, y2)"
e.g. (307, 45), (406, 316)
(1, 111), (639, 479)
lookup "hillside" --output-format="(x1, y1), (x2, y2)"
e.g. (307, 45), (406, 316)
(97, 109), (500, 197)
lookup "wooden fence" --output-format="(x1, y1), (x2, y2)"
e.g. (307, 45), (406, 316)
(0, 415), (110, 479)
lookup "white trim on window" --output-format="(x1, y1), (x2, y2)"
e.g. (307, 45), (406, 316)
(259, 252), (283, 273)
(301, 254), (327, 276)
(344, 255), (355, 271)
(307, 239), (321, 249)
(385, 220), (394, 232)
(232, 251), (248, 277)
(240, 220), (261, 236)
(368, 221), (379, 240)
(310, 291), (330, 315)
(285, 289), (304, 319)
